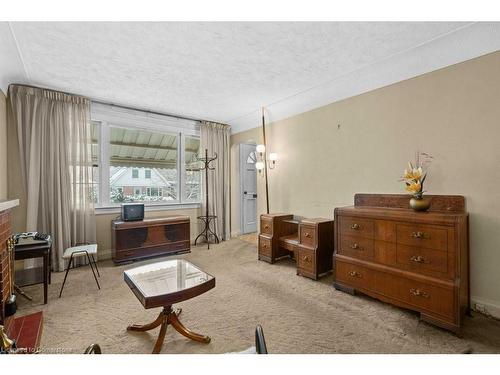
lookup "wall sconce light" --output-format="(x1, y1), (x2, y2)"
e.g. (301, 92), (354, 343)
(255, 148), (278, 174)
(256, 144), (266, 157)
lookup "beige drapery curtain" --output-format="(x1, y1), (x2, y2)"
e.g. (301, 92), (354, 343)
(200, 121), (230, 241)
(8, 85), (96, 271)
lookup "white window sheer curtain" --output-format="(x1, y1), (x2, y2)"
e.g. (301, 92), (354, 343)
(200, 121), (230, 241)
(8, 85), (96, 271)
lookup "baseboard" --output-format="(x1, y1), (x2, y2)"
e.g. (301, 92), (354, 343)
(471, 296), (500, 319)
(231, 230), (242, 238)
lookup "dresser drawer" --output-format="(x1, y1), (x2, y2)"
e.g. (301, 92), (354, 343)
(339, 216), (374, 239)
(406, 280), (455, 319)
(338, 234), (374, 259)
(396, 224), (448, 251)
(396, 244), (449, 275)
(300, 226), (316, 247)
(336, 260), (374, 290)
(297, 247), (315, 273)
(259, 236), (272, 256)
(260, 218), (273, 235)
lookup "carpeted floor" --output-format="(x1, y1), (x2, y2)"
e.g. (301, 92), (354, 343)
(15, 238), (500, 354)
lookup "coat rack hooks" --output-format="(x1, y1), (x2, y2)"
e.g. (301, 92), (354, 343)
(194, 149), (220, 249)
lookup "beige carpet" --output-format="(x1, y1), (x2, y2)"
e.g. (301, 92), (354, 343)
(15, 238), (500, 354)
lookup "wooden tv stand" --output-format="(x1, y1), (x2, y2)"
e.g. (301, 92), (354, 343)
(258, 214), (334, 280)
(111, 216), (190, 264)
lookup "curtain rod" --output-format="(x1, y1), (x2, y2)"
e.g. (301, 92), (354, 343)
(8, 83), (205, 123)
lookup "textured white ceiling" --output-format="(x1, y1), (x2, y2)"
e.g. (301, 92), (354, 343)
(1, 22), (499, 133)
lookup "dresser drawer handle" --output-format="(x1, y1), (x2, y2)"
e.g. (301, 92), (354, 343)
(304, 232), (311, 238)
(302, 255), (311, 262)
(349, 243), (362, 250)
(350, 223), (360, 230)
(410, 255), (428, 263)
(263, 244), (268, 248)
(412, 231), (429, 239)
(410, 288), (429, 298)
(264, 225), (270, 229)
(348, 270), (362, 278)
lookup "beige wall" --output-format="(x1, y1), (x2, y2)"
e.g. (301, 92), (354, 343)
(0, 90), (7, 200)
(230, 51), (500, 316)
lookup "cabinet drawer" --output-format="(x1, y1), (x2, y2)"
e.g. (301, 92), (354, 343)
(335, 260), (374, 290)
(339, 216), (374, 239)
(396, 224), (448, 251)
(338, 234), (374, 259)
(396, 244), (449, 275)
(259, 236), (272, 256)
(297, 248), (315, 273)
(300, 226), (316, 247)
(260, 218), (273, 235)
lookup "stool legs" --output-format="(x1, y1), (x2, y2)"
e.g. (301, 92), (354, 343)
(59, 253), (75, 298)
(58, 251), (100, 298)
(85, 252), (101, 290)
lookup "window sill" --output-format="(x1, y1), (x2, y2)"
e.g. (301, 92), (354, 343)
(94, 202), (201, 215)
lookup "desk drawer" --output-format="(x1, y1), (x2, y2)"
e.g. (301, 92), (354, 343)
(300, 226), (316, 247)
(339, 216), (374, 239)
(260, 218), (273, 235)
(297, 247), (315, 274)
(396, 224), (448, 251)
(338, 234), (374, 259)
(259, 236), (272, 256)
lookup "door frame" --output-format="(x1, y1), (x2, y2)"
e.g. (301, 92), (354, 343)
(239, 142), (257, 234)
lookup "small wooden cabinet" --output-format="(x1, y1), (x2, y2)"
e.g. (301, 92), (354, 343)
(258, 213), (294, 263)
(296, 218), (334, 280)
(334, 194), (469, 333)
(112, 216), (190, 264)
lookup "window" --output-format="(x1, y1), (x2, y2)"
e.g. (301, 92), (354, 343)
(91, 103), (201, 208)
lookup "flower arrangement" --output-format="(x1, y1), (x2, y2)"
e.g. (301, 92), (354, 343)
(400, 151), (434, 211)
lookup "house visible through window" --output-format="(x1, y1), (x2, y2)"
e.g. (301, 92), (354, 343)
(91, 104), (201, 207)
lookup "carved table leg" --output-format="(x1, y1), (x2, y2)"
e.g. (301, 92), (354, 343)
(127, 306), (209, 354)
(169, 309), (211, 343)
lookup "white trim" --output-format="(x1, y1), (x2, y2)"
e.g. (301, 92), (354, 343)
(94, 202), (201, 215)
(471, 296), (500, 319)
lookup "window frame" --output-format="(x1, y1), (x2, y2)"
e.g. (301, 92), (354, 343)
(91, 103), (202, 213)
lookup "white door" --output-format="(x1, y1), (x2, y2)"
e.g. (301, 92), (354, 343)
(240, 143), (257, 234)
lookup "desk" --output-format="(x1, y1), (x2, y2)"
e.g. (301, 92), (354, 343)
(14, 237), (52, 304)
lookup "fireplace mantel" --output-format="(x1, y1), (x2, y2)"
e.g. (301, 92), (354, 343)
(0, 199), (19, 212)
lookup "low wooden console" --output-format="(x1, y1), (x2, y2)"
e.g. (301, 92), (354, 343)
(258, 214), (334, 280)
(112, 216), (190, 264)
(334, 194), (469, 333)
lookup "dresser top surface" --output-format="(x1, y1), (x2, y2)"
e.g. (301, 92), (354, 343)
(336, 205), (467, 222)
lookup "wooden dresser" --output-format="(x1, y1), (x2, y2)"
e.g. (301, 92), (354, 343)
(334, 194), (469, 333)
(112, 216), (190, 264)
(259, 214), (334, 280)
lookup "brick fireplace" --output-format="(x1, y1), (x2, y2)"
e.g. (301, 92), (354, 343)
(0, 199), (19, 324)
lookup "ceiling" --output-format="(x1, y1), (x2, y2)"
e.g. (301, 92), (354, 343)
(1, 22), (500, 133)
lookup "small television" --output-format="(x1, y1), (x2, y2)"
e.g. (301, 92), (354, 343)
(121, 203), (144, 222)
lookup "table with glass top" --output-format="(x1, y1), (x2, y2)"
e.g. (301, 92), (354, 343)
(124, 259), (216, 353)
